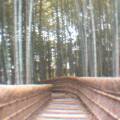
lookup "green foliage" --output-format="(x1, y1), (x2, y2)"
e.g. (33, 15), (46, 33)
(0, 0), (119, 84)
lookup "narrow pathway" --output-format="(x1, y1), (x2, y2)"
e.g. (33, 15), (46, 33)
(29, 93), (94, 120)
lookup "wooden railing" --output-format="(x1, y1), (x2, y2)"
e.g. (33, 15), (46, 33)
(42, 77), (120, 120)
(0, 84), (52, 120)
(0, 77), (119, 120)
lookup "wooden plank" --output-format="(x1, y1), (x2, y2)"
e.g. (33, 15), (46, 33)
(29, 93), (93, 120)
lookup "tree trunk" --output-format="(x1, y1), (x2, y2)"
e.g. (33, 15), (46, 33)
(18, 0), (23, 84)
(56, 0), (63, 76)
(26, 0), (33, 84)
(14, 0), (20, 84)
(82, 0), (88, 76)
(113, 0), (119, 76)
(0, 0), (7, 83)
(89, 0), (97, 76)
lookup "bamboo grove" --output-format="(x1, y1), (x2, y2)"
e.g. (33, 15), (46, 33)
(0, 0), (120, 84)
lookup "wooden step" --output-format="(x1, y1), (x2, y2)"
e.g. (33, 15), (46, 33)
(28, 93), (93, 120)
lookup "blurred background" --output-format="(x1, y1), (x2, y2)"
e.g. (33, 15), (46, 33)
(0, 0), (120, 84)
